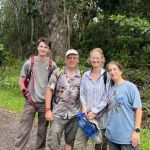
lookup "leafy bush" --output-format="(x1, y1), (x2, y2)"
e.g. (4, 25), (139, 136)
(0, 58), (23, 92)
(0, 44), (8, 66)
(109, 15), (150, 68)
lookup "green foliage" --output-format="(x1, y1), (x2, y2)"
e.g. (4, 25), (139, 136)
(75, 13), (150, 69)
(0, 57), (24, 113)
(0, 1), (46, 58)
(142, 89), (150, 101)
(55, 58), (65, 68)
(108, 14), (150, 68)
(140, 129), (150, 150)
(0, 44), (8, 65)
(125, 68), (150, 103)
(109, 15), (150, 34)
(0, 58), (23, 91)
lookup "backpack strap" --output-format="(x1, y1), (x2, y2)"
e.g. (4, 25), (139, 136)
(48, 58), (54, 81)
(58, 67), (63, 78)
(103, 70), (107, 89)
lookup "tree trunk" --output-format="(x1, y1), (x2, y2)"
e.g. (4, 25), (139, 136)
(41, 0), (69, 60)
(31, 16), (34, 43)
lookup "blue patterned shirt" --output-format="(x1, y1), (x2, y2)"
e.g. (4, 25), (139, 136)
(80, 68), (110, 128)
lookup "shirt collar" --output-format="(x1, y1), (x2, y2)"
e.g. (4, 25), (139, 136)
(85, 68), (105, 79)
(63, 66), (81, 77)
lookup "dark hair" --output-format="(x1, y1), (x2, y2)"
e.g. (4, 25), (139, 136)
(107, 61), (125, 79)
(36, 37), (51, 48)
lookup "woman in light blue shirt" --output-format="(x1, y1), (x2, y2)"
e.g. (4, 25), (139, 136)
(74, 48), (110, 150)
(105, 61), (142, 150)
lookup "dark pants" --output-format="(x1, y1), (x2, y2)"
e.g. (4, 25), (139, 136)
(108, 140), (139, 150)
(95, 129), (108, 150)
(15, 102), (48, 150)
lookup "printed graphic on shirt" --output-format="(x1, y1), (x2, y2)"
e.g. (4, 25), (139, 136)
(109, 90), (125, 113)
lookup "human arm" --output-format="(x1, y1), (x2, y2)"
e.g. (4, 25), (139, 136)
(45, 87), (53, 122)
(18, 60), (30, 91)
(130, 83), (143, 147)
(45, 68), (58, 121)
(131, 108), (143, 147)
(18, 76), (26, 91)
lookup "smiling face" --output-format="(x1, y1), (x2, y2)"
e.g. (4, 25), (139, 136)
(107, 63), (123, 82)
(65, 54), (79, 69)
(37, 41), (50, 57)
(90, 50), (104, 69)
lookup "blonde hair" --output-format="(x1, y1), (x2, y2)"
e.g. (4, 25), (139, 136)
(88, 48), (105, 67)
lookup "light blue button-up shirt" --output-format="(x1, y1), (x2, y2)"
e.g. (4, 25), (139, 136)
(80, 68), (110, 128)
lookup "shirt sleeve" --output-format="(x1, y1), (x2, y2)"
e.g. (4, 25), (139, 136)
(80, 75), (87, 105)
(130, 83), (142, 109)
(91, 100), (108, 114)
(92, 72), (109, 114)
(47, 68), (58, 91)
(20, 60), (30, 77)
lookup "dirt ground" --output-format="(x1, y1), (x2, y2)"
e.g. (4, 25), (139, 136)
(0, 109), (93, 150)
(0, 108), (36, 150)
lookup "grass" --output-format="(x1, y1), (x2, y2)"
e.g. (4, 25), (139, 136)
(140, 129), (150, 150)
(0, 89), (24, 113)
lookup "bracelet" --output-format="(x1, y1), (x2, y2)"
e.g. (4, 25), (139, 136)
(45, 108), (51, 112)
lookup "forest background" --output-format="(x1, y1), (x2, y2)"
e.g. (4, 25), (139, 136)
(0, 0), (149, 149)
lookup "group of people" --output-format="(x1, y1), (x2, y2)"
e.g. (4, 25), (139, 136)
(15, 37), (142, 150)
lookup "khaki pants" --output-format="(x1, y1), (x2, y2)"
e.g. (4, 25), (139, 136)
(15, 102), (48, 150)
(46, 117), (78, 150)
(74, 128), (107, 150)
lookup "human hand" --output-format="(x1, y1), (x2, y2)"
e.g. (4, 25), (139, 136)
(45, 110), (53, 122)
(131, 131), (140, 147)
(87, 112), (96, 120)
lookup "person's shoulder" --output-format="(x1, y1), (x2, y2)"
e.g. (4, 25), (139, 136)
(52, 61), (57, 68)
(23, 58), (31, 67)
(83, 70), (91, 76)
(125, 80), (134, 85)
(81, 70), (91, 81)
(124, 80), (138, 89)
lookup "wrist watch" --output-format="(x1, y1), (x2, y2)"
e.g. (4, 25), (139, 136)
(135, 128), (140, 132)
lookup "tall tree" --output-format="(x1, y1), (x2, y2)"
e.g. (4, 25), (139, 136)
(8, 0), (24, 57)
